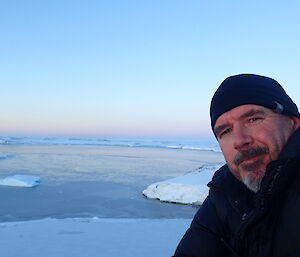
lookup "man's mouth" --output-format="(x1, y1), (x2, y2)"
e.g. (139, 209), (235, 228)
(234, 147), (269, 166)
(242, 155), (261, 163)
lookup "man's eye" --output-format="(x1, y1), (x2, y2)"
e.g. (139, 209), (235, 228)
(218, 128), (231, 138)
(249, 117), (262, 123)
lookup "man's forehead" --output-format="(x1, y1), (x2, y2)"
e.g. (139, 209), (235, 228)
(214, 104), (269, 128)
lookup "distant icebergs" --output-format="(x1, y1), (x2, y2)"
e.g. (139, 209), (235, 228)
(0, 136), (221, 152)
(143, 164), (223, 205)
(0, 175), (41, 187)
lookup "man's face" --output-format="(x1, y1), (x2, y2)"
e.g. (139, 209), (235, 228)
(214, 104), (296, 192)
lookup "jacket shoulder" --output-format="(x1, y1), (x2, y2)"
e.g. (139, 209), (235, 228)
(174, 195), (230, 256)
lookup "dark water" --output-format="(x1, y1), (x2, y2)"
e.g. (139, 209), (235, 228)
(0, 180), (199, 222)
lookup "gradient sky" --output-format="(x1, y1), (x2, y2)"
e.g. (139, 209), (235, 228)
(1, 0), (300, 138)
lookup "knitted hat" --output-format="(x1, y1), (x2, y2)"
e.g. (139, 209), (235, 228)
(210, 74), (300, 131)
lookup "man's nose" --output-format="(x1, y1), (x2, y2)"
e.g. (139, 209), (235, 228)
(233, 126), (253, 150)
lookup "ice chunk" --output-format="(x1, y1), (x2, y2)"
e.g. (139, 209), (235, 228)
(0, 174), (41, 187)
(143, 164), (223, 205)
(0, 153), (15, 159)
(143, 182), (209, 205)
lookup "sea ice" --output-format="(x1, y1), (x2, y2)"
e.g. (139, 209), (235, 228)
(143, 164), (223, 205)
(0, 174), (41, 187)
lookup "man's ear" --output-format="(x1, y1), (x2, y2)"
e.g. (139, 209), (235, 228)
(291, 117), (300, 130)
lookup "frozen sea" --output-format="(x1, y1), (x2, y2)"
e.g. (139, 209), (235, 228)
(0, 136), (224, 257)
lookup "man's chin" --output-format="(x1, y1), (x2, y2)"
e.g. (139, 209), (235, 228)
(242, 171), (265, 192)
(228, 162), (266, 192)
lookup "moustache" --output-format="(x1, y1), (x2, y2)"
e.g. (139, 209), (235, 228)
(233, 147), (269, 165)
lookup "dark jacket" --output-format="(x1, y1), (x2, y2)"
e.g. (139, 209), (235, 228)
(174, 128), (300, 257)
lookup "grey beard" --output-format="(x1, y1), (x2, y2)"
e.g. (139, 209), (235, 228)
(233, 146), (268, 192)
(242, 173), (263, 192)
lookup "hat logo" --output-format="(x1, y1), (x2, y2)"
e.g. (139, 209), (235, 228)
(272, 101), (284, 113)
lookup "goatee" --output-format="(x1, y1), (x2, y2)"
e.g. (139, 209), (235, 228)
(233, 146), (269, 192)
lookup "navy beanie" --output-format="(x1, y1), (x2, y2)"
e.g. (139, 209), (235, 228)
(210, 74), (300, 131)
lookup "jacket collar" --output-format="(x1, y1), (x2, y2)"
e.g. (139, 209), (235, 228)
(255, 128), (300, 208)
(276, 127), (300, 160)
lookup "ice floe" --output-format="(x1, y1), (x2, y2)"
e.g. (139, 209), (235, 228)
(0, 174), (41, 187)
(143, 164), (223, 205)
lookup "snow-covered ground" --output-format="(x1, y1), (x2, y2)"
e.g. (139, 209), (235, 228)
(0, 217), (191, 257)
(143, 164), (223, 205)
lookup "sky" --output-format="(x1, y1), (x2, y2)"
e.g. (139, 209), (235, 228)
(1, 0), (300, 138)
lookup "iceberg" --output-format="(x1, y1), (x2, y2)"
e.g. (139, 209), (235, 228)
(143, 164), (223, 205)
(0, 174), (41, 187)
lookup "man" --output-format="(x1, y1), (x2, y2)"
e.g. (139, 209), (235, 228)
(173, 74), (300, 257)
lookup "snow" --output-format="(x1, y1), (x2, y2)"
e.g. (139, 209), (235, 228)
(0, 174), (41, 187)
(143, 164), (223, 205)
(0, 217), (191, 257)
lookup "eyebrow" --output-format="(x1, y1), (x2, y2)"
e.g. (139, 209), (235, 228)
(214, 109), (267, 136)
(239, 109), (266, 119)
